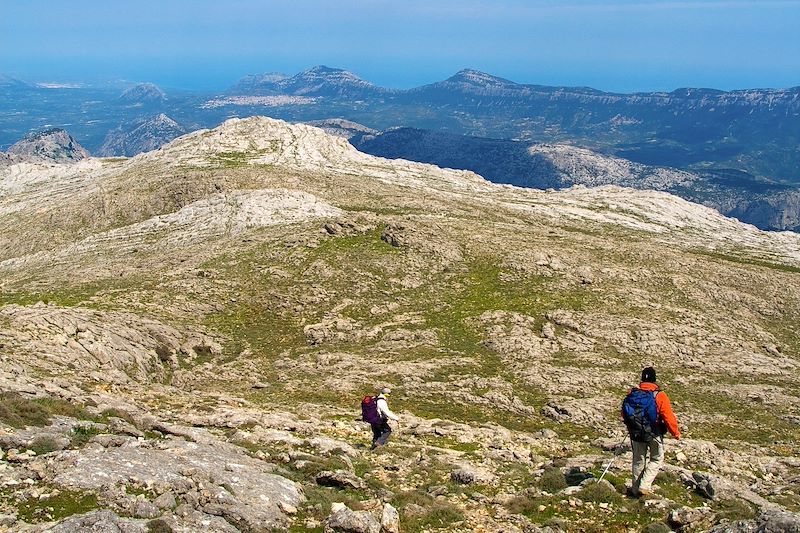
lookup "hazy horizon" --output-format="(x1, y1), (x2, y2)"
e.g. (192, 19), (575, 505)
(2, 0), (799, 93)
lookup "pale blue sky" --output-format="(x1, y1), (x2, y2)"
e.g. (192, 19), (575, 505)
(2, 0), (799, 92)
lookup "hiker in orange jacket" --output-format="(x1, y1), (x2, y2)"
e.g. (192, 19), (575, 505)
(623, 367), (681, 497)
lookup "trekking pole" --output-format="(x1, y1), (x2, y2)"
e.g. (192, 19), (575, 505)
(598, 435), (629, 483)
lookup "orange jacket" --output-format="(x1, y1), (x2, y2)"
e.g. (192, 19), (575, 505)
(636, 382), (681, 439)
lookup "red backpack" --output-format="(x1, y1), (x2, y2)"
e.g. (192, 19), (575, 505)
(361, 395), (383, 424)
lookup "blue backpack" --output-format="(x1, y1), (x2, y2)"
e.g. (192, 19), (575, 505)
(622, 388), (660, 442)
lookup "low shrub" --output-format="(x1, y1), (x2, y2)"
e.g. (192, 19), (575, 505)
(539, 466), (567, 493)
(576, 480), (623, 504)
(0, 392), (50, 428)
(405, 502), (465, 532)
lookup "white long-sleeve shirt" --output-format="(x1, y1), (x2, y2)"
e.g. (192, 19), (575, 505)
(376, 394), (399, 422)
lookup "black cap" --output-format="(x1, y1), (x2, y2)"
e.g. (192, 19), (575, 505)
(641, 367), (657, 383)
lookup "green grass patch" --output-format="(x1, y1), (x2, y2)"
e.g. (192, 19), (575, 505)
(652, 470), (706, 507)
(403, 502), (465, 532)
(28, 435), (65, 455)
(668, 384), (799, 448)
(0, 391), (51, 428)
(70, 425), (105, 448)
(208, 145), (276, 168)
(14, 489), (99, 523)
(0, 278), (151, 309)
(208, 151), (253, 168)
(691, 249), (800, 275)
(714, 498), (758, 522)
(0, 392), (89, 429)
(509, 491), (665, 532)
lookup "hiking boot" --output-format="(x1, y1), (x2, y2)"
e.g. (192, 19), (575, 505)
(626, 487), (640, 498)
(638, 488), (656, 498)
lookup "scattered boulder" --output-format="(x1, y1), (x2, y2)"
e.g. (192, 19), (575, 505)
(692, 471), (717, 500)
(132, 500), (161, 519)
(153, 491), (177, 510)
(565, 467), (594, 486)
(381, 503), (400, 533)
(534, 429), (558, 439)
(108, 416), (145, 438)
(325, 502), (381, 533)
(542, 399), (604, 425)
(307, 436), (359, 457)
(451, 468), (476, 485)
(704, 510), (800, 532)
(668, 506), (715, 530)
(316, 470), (365, 490)
(380, 224), (406, 248)
(641, 523), (672, 533)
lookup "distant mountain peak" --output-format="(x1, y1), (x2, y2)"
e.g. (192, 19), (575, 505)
(448, 69), (518, 87)
(230, 65), (383, 97)
(276, 66), (384, 98)
(7, 128), (89, 162)
(152, 113), (181, 127)
(119, 83), (167, 104)
(412, 68), (527, 97)
(292, 65), (372, 84)
(304, 65), (343, 74)
(97, 114), (186, 157)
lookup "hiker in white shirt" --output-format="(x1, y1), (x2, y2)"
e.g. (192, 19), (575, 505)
(372, 388), (399, 448)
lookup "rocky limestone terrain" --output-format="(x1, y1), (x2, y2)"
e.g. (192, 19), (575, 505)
(1, 117), (799, 532)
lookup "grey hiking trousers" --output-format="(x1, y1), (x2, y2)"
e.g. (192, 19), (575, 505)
(631, 436), (664, 493)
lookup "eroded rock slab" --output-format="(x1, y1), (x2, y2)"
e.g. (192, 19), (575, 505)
(49, 432), (304, 531)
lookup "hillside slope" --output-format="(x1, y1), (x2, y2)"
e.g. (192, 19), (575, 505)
(353, 127), (800, 231)
(1, 117), (798, 532)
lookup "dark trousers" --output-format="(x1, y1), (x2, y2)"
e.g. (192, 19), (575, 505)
(371, 420), (392, 448)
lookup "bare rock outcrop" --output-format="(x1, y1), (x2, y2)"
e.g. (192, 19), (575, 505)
(48, 431), (304, 530)
(0, 303), (215, 383)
